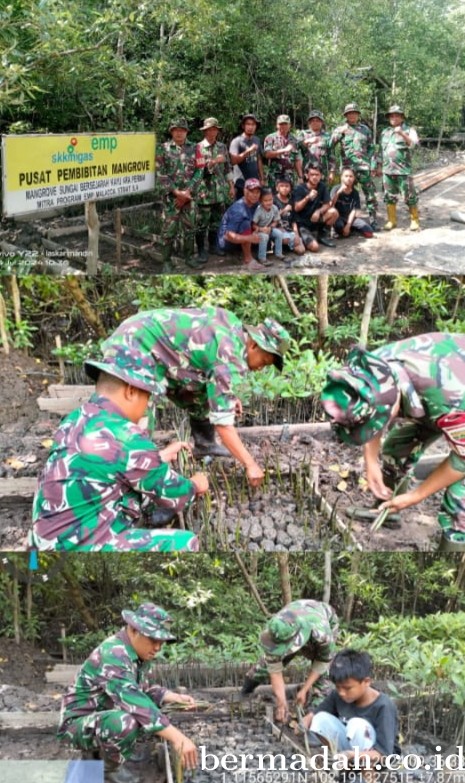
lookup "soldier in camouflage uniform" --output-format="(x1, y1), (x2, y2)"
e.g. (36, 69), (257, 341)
(194, 117), (235, 263)
(330, 103), (379, 228)
(243, 600), (339, 722)
(58, 604), (198, 783)
(321, 334), (465, 546)
(155, 119), (199, 271)
(379, 105), (420, 231)
(297, 110), (336, 184)
(264, 114), (303, 191)
(84, 307), (290, 489)
(31, 362), (209, 552)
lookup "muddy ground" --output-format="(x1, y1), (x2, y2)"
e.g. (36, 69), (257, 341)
(1, 157), (465, 277)
(0, 348), (442, 552)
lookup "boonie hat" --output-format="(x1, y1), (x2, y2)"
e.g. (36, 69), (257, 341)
(169, 118), (189, 131)
(201, 117), (222, 130)
(277, 114), (291, 124)
(241, 112), (261, 128)
(260, 615), (301, 657)
(343, 103), (361, 115)
(308, 110), (325, 122)
(244, 178), (262, 190)
(320, 346), (399, 445)
(84, 353), (157, 394)
(386, 104), (405, 117)
(122, 603), (177, 641)
(245, 318), (290, 373)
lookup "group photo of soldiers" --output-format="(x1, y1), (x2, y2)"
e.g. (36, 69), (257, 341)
(156, 103), (420, 272)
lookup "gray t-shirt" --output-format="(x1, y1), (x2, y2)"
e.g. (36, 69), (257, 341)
(314, 689), (400, 756)
(253, 203), (280, 228)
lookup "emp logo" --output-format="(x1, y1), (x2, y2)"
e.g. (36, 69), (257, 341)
(67, 136), (118, 153)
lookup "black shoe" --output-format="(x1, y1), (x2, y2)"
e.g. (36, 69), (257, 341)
(190, 418), (231, 458)
(150, 508), (177, 527)
(242, 675), (260, 695)
(215, 246), (226, 256)
(318, 236), (336, 248)
(370, 219), (379, 232)
(185, 254), (208, 269)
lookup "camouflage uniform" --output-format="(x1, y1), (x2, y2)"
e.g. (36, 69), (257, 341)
(297, 129), (336, 182)
(59, 606), (175, 765)
(246, 600), (339, 706)
(330, 119), (378, 220)
(194, 137), (234, 252)
(380, 122), (419, 206)
(263, 131), (302, 190)
(93, 307), (251, 426)
(322, 334), (465, 542)
(31, 394), (198, 552)
(155, 136), (199, 260)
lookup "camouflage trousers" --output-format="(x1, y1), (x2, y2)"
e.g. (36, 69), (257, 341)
(160, 199), (197, 256)
(383, 420), (465, 542)
(245, 655), (333, 709)
(354, 169), (378, 219)
(383, 173), (419, 206)
(196, 203), (227, 235)
(48, 522), (198, 552)
(59, 711), (144, 765)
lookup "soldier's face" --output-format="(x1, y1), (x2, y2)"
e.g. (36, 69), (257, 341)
(335, 677), (371, 704)
(171, 128), (188, 145)
(247, 341), (276, 371)
(277, 122), (291, 135)
(131, 632), (164, 661)
(309, 118), (323, 132)
(204, 127), (219, 144)
(345, 112), (360, 125)
(127, 387), (151, 423)
(389, 113), (403, 126)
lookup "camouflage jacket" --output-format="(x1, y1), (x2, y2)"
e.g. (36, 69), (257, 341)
(330, 122), (377, 171)
(296, 129), (336, 180)
(99, 307), (250, 426)
(155, 139), (199, 199)
(32, 394), (196, 548)
(58, 629), (171, 735)
(376, 333), (465, 470)
(264, 600), (339, 675)
(194, 139), (233, 204)
(380, 123), (419, 176)
(263, 131), (302, 183)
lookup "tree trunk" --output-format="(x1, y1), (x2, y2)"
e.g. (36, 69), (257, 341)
(323, 550), (332, 603)
(343, 551), (361, 623)
(116, 33), (125, 131)
(234, 553), (270, 616)
(277, 553), (292, 605)
(316, 275), (329, 345)
(276, 276), (301, 318)
(0, 292), (10, 355)
(9, 275), (21, 325)
(445, 554), (465, 612)
(386, 280), (403, 325)
(359, 276), (378, 347)
(62, 277), (107, 338)
(85, 201), (99, 275)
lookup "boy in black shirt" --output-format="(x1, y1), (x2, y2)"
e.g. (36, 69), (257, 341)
(302, 649), (400, 763)
(293, 164), (338, 251)
(330, 168), (374, 239)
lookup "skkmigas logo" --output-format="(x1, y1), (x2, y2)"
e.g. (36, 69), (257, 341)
(51, 135), (118, 164)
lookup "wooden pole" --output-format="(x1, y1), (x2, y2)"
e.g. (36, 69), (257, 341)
(85, 201), (99, 275)
(115, 207), (122, 271)
(55, 335), (65, 383)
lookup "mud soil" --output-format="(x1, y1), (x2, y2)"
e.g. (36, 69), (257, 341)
(1, 156), (465, 277)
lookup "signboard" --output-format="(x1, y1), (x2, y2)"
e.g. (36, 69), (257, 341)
(1, 132), (156, 217)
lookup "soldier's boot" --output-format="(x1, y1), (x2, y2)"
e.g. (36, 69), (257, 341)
(241, 675), (261, 695)
(194, 232), (209, 264)
(160, 243), (174, 273)
(384, 204), (397, 230)
(190, 418), (231, 458)
(81, 749), (101, 760)
(409, 205), (420, 231)
(104, 758), (136, 783)
(149, 507), (177, 527)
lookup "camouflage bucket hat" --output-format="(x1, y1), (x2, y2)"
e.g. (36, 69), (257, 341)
(320, 346), (399, 445)
(343, 102), (361, 115)
(201, 116), (222, 130)
(245, 318), (291, 373)
(169, 118), (189, 131)
(122, 603), (177, 641)
(308, 110), (325, 122)
(277, 114), (291, 124)
(386, 104), (405, 117)
(260, 615), (301, 656)
(84, 353), (157, 394)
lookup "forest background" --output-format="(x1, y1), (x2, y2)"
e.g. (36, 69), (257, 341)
(1, 0), (465, 142)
